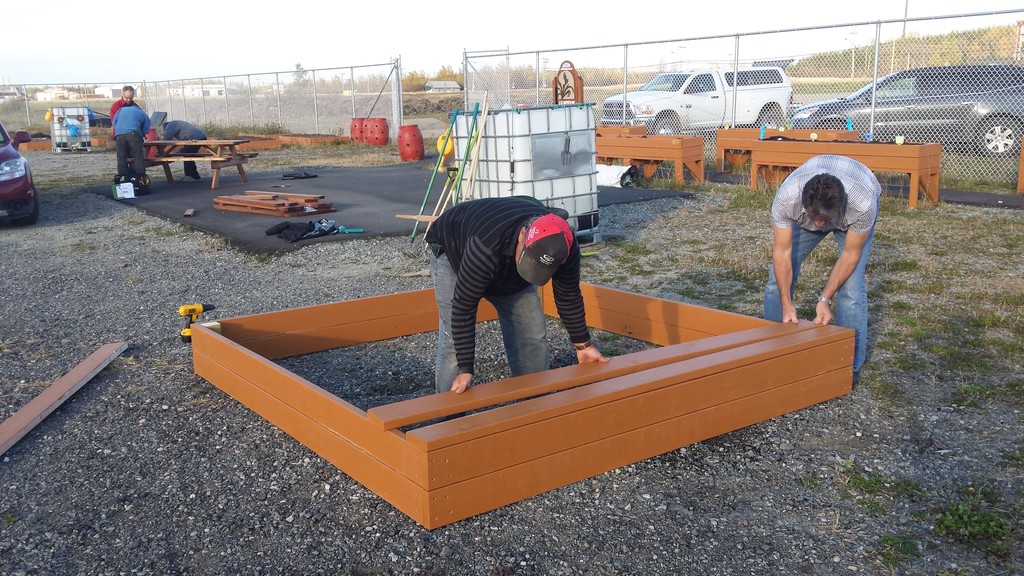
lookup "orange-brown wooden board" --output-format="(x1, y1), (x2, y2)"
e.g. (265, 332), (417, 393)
(422, 369), (850, 528)
(218, 290), (493, 359)
(190, 284), (857, 530)
(541, 283), (767, 344)
(192, 343), (430, 523)
(0, 342), (128, 456)
(368, 322), (822, 431)
(414, 333), (850, 489)
(714, 128), (859, 171)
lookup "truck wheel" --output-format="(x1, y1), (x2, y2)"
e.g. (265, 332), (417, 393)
(651, 114), (680, 136)
(979, 116), (1022, 156)
(756, 105), (785, 129)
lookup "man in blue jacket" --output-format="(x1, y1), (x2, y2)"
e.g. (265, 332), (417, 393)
(161, 120), (207, 180)
(112, 105), (151, 179)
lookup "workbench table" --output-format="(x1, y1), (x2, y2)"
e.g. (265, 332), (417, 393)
(143, 139), (254, 190)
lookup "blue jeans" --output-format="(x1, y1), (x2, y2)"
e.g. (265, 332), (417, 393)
(430, 252), (550, 393)
(763, 215), (877, 372)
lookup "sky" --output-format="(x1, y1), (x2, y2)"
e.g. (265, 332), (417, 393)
(4, 1), (1024, 86)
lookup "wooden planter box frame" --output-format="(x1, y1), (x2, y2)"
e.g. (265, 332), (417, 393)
(742, 138), (942, 208)
(595, 134), (705, 185)
(714, 128), (859, 172)
(191, 283), (853, 529)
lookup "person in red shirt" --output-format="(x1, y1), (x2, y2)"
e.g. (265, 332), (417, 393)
(109, 86), (137, 136)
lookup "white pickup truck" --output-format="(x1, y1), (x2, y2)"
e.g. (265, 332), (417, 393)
(600, 67), (793, 135)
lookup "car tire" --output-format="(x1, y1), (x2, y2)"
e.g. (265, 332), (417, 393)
(651, 113), (680, 136)
(11, 190), (39, 226)
(979, 116), (1022, 156)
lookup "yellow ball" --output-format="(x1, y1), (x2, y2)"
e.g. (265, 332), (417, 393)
(44, 109), (53, 123)
(437, 135), (454, 157)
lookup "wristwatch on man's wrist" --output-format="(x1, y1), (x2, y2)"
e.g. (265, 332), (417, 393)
(817, 295), (833, 307)
(573, 341), (593, 351)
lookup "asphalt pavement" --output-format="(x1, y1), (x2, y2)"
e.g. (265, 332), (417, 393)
(91, 155), (1023, 255)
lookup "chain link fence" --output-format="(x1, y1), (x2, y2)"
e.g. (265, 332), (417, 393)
(463, 9), (1024, 186)
(0, 61), (402, 140)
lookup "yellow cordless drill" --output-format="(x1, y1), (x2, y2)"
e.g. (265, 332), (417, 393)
(178, 303), (215, 343)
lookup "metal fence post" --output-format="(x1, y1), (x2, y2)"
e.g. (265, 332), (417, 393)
(731, 36), (740, 127)
(534, 52), (541, 105)
(275, 72), (282, 128)
(180, 80), (187, 122)
(23, 89), (30, 127)
(312, 69), (320, 135)
(619, 44), (629, 125)
(200, 78), (208, 123)
(392, 58), (403, 139)
(222, 76), (230, 126)
(247, 75), (254, 128)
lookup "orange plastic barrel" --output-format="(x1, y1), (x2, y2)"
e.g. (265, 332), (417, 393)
(349, 118), (365, 143)
(146, 128), (158, 158)
(365, 117), (389, 146)
(397, 125), (424, 161)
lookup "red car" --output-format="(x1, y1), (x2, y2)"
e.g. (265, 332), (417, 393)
(0, 119), (38, 225)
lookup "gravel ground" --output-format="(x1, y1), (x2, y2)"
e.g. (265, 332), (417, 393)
(1, 147), (1022, 575)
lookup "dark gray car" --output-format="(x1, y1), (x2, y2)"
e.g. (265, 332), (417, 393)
(790, 65), (1024, 156)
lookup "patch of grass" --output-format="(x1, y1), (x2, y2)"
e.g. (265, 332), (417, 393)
(799, 476), (823, 489)
(894, 314), (919, 328)
(251, 252), (276, 264)
(874, 278), (907, 294)
(887, 259), (920, 273)
(725, 188), (773, 211)
(934, 486), (1014, 557)
(69, 241), (95, 253)
(876, 533), (921, 569)
(888, 300), (912, 311)
(862, 499), (888, 516)
(848, 472), (925, 499)
(618, 241), (654, 257)
(2, 511), (15, 525)
(928, 342), (994, 375)
(949, 383), (997, 408)
(1001, 446), (1024, 467)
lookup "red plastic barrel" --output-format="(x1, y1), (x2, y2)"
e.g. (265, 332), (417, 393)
(397, 125), (424, 161)
(365, 117), (389, 146)
(349, 118), (365, 143)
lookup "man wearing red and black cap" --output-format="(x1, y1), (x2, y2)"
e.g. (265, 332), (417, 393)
(425, 197), (607, 394)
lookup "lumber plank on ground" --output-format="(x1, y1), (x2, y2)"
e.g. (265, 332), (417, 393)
(213, 192), (334, 217)
(0, 342), (128, 455)
(244, 191), (325, 203)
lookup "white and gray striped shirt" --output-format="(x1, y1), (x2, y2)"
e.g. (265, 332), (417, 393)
(770, 155), (881, 233)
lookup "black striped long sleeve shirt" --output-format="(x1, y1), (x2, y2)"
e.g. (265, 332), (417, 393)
(425, 198), (590, 374)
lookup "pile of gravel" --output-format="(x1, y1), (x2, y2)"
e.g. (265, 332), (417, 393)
(0, 150), (1019, 575)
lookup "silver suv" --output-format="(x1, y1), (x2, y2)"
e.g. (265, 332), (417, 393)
(790, 64), (1024, 156)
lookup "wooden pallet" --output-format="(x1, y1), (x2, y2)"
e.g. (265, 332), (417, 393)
(190, 283), (854, 530)
(212, 190), (335, 216)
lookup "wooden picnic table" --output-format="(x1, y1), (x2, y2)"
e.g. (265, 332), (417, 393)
(143, 139), (255, 190)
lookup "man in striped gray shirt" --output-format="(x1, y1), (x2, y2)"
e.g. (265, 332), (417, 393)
(764, 154), (881, 380)
(425, 198), (608, 395)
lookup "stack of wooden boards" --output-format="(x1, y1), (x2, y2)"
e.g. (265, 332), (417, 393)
(213, 191), (335, 217)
